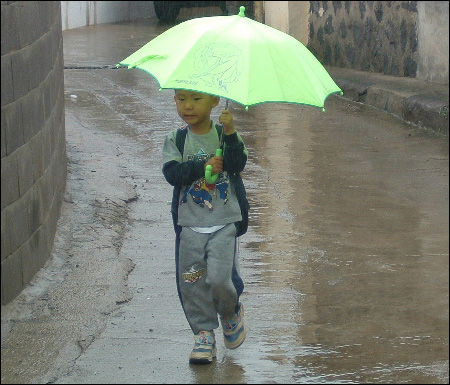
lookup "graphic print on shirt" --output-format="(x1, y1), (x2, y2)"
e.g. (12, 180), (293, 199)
(180, 149), (229, 212)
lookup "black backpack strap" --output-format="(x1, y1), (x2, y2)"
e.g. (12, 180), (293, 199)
(172, 126), (187, 233)
(176, 125), (188, 156)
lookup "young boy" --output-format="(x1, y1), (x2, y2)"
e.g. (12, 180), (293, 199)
(162, 90), (249, 364)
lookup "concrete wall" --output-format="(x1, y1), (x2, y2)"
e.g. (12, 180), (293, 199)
(61, 1), (156, 30)
(265, 1), (289, 34)
(264, 1), (309, 44)
(416, 1), (449, 84)
(264, 1), (449, 85)
(1, 1), (67, 304)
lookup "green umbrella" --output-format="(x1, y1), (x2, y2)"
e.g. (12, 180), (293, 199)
(118, 6), (342, 111)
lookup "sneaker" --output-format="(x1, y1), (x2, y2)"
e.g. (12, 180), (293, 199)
(220, 302), (246, 349)
(189, 331), (217, 364)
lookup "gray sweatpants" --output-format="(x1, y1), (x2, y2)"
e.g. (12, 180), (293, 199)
(176, 223), (243, 335)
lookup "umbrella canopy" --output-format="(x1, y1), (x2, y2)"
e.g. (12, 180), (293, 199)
(119, 6), (342, 110)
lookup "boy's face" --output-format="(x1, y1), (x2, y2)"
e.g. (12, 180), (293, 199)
(174, 90), (219, 130)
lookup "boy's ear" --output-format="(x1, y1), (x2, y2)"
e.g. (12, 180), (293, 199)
(212, 96), (220, 107)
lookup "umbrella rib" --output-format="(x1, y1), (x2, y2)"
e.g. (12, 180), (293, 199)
(261, 27), (287, 104)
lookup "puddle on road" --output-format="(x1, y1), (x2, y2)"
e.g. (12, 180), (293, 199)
(229, 100), (448, 383)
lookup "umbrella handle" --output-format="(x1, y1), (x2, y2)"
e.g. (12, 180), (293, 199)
(205, 99), (229, 183)
(205, 148), (223, 184)
(218, 99), (229, 147)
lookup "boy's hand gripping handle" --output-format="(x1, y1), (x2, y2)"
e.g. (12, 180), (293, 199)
(205, 148), (223, 184)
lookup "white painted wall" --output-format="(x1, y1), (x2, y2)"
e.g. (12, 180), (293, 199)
(263, 1), (309, 45)
(264, 1), (289, 34)
(61, 1), (156, 30)
(417, 1), (449, 84)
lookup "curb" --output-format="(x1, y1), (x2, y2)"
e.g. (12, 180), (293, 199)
(328, 67), (449, 136)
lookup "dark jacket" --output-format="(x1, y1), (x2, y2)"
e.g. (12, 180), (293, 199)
(162, 125), (250, 237)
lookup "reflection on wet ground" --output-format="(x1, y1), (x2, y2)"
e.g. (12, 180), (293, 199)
(236, 99), (448, 384)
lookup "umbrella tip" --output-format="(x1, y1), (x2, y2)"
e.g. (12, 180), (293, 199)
(238, 6), (246, 17)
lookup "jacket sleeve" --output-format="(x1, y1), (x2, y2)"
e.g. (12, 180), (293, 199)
(223, 132), (247, 174)
(162, 159), (205, 187)
(162, 130), (206, 187)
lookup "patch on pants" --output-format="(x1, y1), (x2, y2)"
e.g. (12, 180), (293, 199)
(183, 267), (206, 283)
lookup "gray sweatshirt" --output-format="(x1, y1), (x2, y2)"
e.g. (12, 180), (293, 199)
(162, 122), (247, 228)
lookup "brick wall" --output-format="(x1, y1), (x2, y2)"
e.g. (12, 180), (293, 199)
(1, 1), (67, 304)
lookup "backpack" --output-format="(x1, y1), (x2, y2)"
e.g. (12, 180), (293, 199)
(173, 124), (249, 237)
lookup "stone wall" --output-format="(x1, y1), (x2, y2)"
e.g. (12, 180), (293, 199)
(1, 1), (67, 304)
(308, 1), (420, 78)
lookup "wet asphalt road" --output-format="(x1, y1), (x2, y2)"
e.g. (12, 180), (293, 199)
(1, 17), (449, 384)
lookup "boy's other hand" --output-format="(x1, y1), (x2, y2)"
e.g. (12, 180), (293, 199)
(219, 110), (235, 135)
(205, 156), (223, 174)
